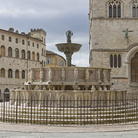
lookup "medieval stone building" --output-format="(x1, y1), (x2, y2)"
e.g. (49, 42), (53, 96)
(0, 28), (46, 100)
(89, 0), (138, 94)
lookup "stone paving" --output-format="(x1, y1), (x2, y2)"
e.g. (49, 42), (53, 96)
(0, 122), (138, 138)
(1, 131), (138, 138)
(0, 122), (138, 133)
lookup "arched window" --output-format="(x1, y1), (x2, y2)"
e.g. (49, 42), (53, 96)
(22, 39), (25, 45)
(27, 51), (31, 59)
(15, 70), (19, 78)
(16, 38), (18, 43)
(32, 42), (34, 47)
(15, 48), (19, 58)
(114, 54), (117, 68)
(32, 52), (35, 61)
(118, 5), (121, 17)
(42, 37), (43, 42)
(42, 49), (43, 55)
(21, 50), (25, 59)
(0, 89), (1, 100)
(137, 5), (138, 17)
(109, 5), (112, 18)
(110, 54), (113, 68)
(118, 54), (121, 68)
(8, 47), (12, 57)
(132, 1), (138, 17)
(37, 53), (39, 61)
(108, 0), (121, 18)
(113, 5), (116, 17)
(8, 69), (12, 78)
(1, 35), (4, 40)
(4, 88), (10, 101)
(37, 44), (39, 48)
(110, 54), (122, 68)
(1, 46), (5, 56)
(9, 36), (12, 42)
(1, 68), (5, 78)
(133, 5), (136, 17)
(28, 41), (30, 46)
(22, 70), (25, 79)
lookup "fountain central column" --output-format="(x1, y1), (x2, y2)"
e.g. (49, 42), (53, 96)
(65, 52), (73, 67)
(55, 30), (82, 67)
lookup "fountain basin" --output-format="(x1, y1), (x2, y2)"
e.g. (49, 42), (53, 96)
(56, 43), (82, 53)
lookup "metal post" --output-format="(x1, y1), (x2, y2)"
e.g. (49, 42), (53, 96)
(31, 96), (32, 124)
(16, 97), (18, 123)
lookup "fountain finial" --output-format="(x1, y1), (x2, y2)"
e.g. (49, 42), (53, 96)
(66, 30), (73, 43)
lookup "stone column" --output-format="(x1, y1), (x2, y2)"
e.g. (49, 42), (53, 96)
(40, 68), (43, 83)
(62, 68), (65, 81)
(97, 69), (102, 83)
(49, 68), (52, 82)
(86, 69), (89, 82)
(107, 91), (110, 105)
(127, 62), (131, 84)
(108, 69), (111, 83)
(25, 70), (28, 82)
(74, 68), (78, 82)
(103, 69), (107, 83)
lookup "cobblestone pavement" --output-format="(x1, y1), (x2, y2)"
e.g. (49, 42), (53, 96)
(0, 123), (138, 138)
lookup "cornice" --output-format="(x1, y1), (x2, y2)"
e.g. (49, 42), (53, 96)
(91, 43), (138, 53)
(91, 17), (138, 21)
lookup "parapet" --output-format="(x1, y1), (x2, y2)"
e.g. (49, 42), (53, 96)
(25, 67), (112, 91)
(30, 28), (46, 36)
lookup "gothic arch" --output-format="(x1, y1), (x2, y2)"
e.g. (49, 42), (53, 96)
(126, 45), (138, 85)
(131, 52), (138, 82)
(4, 88), (10, 101)
(126, 46), (138, 63)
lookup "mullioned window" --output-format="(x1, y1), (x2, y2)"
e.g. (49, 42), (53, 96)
(108, 0), (121, 18)
(132, 0), (138, 17)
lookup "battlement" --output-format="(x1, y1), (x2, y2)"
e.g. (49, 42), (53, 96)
(29, 28), (46, 43)
(30, 28), (46, 36)
(6, 28), (46, 38)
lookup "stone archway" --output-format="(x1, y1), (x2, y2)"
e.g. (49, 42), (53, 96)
(131, 52), (138, 82)
(4, 88), (10, 101)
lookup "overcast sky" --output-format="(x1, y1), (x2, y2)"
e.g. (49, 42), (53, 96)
(0, 0), (89, 67)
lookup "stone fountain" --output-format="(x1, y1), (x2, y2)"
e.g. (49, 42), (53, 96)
(10, 30), (127, 106)
(56, 30), (82, 67)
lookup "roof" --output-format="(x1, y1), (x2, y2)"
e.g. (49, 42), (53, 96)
(46, 50), (66, 61)
(46, 50), (57, 55)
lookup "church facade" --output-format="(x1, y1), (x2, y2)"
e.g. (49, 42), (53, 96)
(89, 0), (138, 93)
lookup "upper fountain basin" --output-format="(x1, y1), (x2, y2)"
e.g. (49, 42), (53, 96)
(56, 43), (82, 53)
